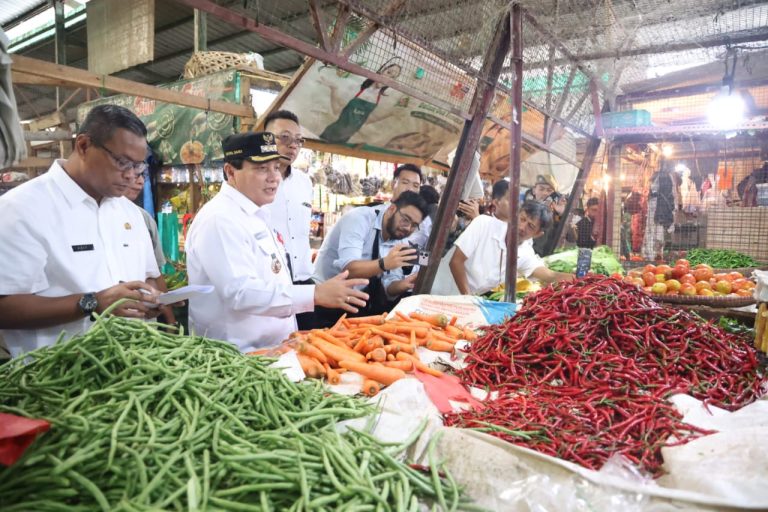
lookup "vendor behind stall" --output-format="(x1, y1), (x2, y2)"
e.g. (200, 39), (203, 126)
(186, 132), (368, 352)
(432, 180), (572, 296)
(0, 105), (163, 358)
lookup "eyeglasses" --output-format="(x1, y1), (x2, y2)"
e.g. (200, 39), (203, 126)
(396, 208), (421, 230)
(277, 132), (305, 147)
(95, 142), (148, 175)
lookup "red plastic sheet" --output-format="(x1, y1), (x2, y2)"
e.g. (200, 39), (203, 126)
(0, 412), (50, 466)
(413, 369), (482, 414)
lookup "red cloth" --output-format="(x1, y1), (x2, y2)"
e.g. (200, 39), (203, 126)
(0, 413), (50, 466)
(413, 369), (482, 414)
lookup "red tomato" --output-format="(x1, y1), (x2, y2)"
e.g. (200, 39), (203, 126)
(675, 259), (690, 268)
(642, 272), (657, 287)
(671, 265), (688, 279)
(693, 267), (713, 282)
(679, 274), (696, 285)
(643, 264), (657, 275)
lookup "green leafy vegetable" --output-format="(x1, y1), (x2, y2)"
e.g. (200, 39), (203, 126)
(543, 246), (623, 276)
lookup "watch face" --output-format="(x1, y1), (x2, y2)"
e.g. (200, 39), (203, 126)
(79, 293), (98, 313)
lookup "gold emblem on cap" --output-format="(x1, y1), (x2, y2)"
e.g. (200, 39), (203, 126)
(264, 133), (275, 144)
(124, 222), (132, 230)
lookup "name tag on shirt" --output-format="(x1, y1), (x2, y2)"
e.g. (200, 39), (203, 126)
(71, 244), (95, 252)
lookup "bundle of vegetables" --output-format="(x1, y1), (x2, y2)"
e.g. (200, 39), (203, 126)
(288, 312), (476, 396)
(445, 275), (764, 476)
(0, 316), (468, 511)
(685, 248), (759, 269)
(543, 245), (623, 276)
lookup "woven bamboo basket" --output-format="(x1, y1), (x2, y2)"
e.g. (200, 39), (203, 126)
(649, 293), (756, 308)
(183, 51), (263, 79)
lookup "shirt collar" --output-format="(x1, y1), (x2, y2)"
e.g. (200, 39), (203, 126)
(49, 160), (97, 208)
(220, 181), (262, 217)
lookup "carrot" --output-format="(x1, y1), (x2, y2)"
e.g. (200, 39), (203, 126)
(370, 328), (411, 345)
(296, 341), (328, 363)
(425, 339), (456, 353)
(338, 360), (406, 385)
(444, 325), (463, 339)
(430, 331), (459, 344)
(386, 354), (396, 361)
(352, 331), (372, 353)
(324, 363), (342, 385)
(394, 311), (411, 322)
(347, 314), (386, 325)
(370, 323), (400, 334)
(330, 313), (347, 331)
(384, 341), (415, 354)
(308, 336), (366, 364)
(311, 330), (349, 348)
(462, 327), (478, 341)
(297, 354), (326, 379)
(409, 312), (448, 328)
(449, 315), (458, 326)
(382, 360), (414, 371)
(367, 348), (387, 363)
(396, 352), (443, 377)
(410, 329), (417, 346)
(361, 379), (381, 396)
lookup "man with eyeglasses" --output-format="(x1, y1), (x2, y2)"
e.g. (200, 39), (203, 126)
(261, 110), (315, 328)
(0, 105), (163, 358)
(311, 190), (429, 326)
(186, 132), (369, 352)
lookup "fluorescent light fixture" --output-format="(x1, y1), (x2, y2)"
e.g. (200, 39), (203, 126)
(707, 86), (745, 129)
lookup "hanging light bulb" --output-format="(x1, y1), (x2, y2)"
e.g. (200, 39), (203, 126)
(662, 144), (673, 158)
(707, 86), (745, 128)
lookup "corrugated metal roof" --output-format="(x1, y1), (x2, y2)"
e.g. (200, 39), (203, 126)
(0, 0), (46, 28)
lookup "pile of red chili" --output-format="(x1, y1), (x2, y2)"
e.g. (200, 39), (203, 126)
(445, 275), (765, 476)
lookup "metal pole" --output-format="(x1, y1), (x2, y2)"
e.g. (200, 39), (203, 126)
(194, 9), (208, 51)
(413, 9), (512, 294)
(504, 2), (523, 303)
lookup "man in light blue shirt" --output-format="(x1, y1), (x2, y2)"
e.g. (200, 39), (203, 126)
(312, 191), (429, 324)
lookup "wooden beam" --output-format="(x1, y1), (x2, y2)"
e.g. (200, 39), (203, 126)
(12, 70), (71, 86)
(7, 157), (55, 168)
(340, 0), (406, 59)
(24, 130), (73, 141)
(617, 77), (768, 104)
(11, 55), (253, 118)
(504, 2), (523, 303)
(414, 8), (512, 294)
(328, 4), (351, 53)
(28, 111), (66, 132)
(308, 0), (331, 51)
(172, 0), (471, 120)
(194, 9), (208, 51)
(304, 139), (447, 170)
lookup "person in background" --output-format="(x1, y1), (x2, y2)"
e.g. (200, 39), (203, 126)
(524, 174), (568, 256)
(312, 191), (429, 325)
(432, 181), (572, 296)
(124, 169), (176, 325)
(576, 197), (600, 249)
(0, 104), (162, 358)
(380, 163), (424, 248)
(186, 132), (368, 352)
(262, 110), (315, 329)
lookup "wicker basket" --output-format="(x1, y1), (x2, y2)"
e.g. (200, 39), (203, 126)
(183, 51), (263, 79)
(650, 293), (756, 308)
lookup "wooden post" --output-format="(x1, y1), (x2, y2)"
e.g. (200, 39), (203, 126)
(413, 9), (512, 294)
(605, 143), (621, 251)
(503, 2), (523, 303)
(53, 0), (67, 158)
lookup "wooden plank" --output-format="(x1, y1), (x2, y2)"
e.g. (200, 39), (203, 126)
(253, 59), (316, 130)
(11, 55), (253, 118)
(307, 0), (331, 51)
(24, 130), (72, 141)
(12, 70), (71, 86)
(28, 111), (65, 132)
(6, 157), (55, 168)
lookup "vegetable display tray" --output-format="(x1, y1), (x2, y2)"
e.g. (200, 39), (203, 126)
(650, 293), (756, 308)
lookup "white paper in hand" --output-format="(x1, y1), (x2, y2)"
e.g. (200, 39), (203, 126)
(156, 285), (214, 305)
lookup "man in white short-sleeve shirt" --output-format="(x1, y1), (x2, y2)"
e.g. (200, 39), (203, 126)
(0, 105), (163, 357)
(186, 132), (368, 352)
(432, 180), (572, 296)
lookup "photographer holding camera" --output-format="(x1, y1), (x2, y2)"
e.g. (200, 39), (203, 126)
(523, 174), (568, 256)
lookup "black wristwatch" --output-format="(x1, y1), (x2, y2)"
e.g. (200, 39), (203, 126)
(378, 257), (387, 272)
(78, 293), (99, 321)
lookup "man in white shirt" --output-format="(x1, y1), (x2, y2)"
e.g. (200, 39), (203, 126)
(432, 180), (572, 296)
(0, 105), (162, 357)
(186, 132), (368, 352)
(262, 110), (315, 329)
(312, 191), (429, 326)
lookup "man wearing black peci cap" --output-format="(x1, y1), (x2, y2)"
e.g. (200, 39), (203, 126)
(186, 132), (369, 352)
